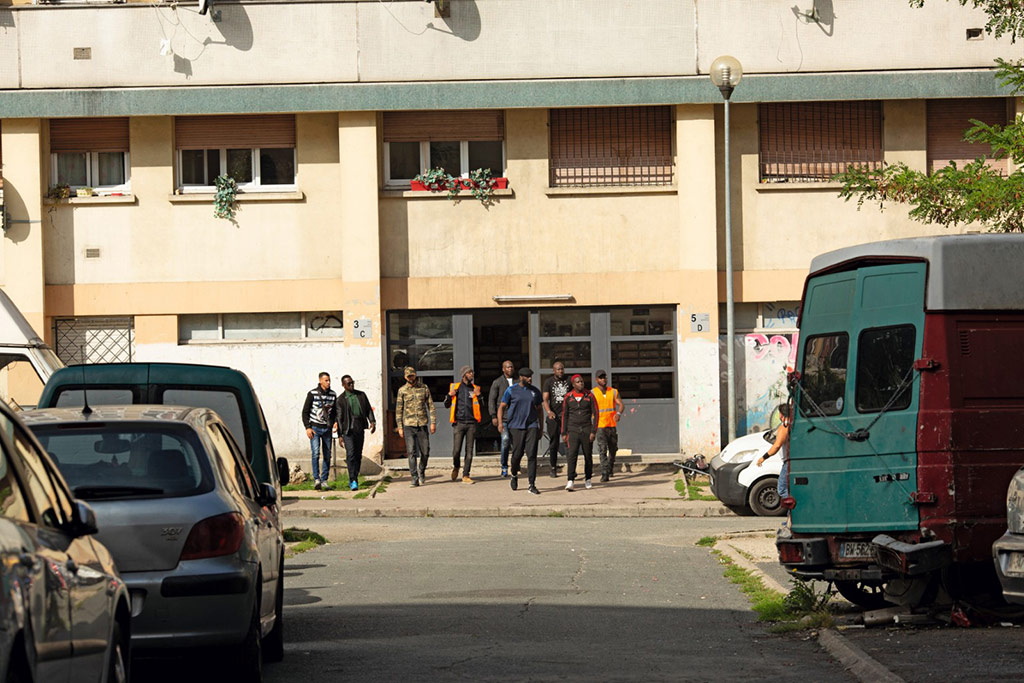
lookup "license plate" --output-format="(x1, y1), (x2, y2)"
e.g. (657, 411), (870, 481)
(1007, 551), (1024, 576)
(839, 542), (874, 559)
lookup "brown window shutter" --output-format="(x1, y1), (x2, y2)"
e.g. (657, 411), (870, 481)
(175, 114), (296, 149)
(50, 117), (129, 153)
(927, 98), (1008, 175)
(759, 102), (883, 182)
(548, 106), (673, 187)
(383, 110), (504, 142)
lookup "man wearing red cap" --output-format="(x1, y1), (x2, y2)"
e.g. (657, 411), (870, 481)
(560, 373), (598, 491)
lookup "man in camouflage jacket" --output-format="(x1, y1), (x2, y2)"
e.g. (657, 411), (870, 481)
(396, 366), (436, 486)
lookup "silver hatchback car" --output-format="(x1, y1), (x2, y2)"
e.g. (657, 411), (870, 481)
(23, 405), (285, 682)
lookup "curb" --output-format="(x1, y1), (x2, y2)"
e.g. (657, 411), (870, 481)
(281, 503), (735, 518)
(713, 536), (788, 595)
(818, 629), (905, 683)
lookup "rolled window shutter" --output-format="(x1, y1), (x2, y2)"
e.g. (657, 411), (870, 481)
(383, 110), (504, 142)
(50, 117), (129, 153)
(927, 98), (1007, 175)
(175, 114), (296, 149)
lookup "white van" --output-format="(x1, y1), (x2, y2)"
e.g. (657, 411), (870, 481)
(0, 289), (64, 409)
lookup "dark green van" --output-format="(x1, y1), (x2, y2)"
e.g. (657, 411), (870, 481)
(37, 363), (290, 490)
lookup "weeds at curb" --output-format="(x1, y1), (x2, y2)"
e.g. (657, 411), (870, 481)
(548, 511), (565, 518)
(696, 536), (718, 547)
(284, 527), (327, 557)
(675, 479), (718, 501)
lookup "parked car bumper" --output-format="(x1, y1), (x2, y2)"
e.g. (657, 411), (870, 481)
(709, 458), (748, 507)
(993, 531), (1024, 605)
(125, 556), (257, 649)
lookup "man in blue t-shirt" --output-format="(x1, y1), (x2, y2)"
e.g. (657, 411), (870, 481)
(497, 367), (545, 495)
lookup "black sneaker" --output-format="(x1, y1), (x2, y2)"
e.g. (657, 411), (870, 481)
(549, 468), (558, 478)
(510, 475), (518, 491)
(314, 480), (322, 491)
(411, 478), (420, 487)
(600, 473), (610, 483)
(528, 486), (540, 495)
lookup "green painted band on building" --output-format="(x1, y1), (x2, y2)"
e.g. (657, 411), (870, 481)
(0, 70), (1010, 118)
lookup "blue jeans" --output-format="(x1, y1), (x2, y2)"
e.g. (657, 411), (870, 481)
(309, 425), (332, 482)
(500, 423), (511, 468)
(778, 459), (789, 498)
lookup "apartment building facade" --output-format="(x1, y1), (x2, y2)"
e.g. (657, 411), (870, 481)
(0, 0), (1017, 461)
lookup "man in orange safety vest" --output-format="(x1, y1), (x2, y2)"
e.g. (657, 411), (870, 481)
(592, 370), (624, 482)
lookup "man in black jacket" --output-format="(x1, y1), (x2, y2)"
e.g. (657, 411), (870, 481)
(301, 372), (337, 491)
(560, 373), (598, 491)
(337, 375), (376, 491)
(488, 360), (516, 477)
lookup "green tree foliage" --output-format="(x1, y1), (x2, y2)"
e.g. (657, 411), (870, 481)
(836, 2), (1024, 232)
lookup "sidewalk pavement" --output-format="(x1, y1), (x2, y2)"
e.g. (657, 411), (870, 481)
(280, 468), (734, 518)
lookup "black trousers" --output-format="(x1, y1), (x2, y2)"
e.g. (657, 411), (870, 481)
(510, 426), (540, 486)
(545, 412), (563, 467)
(342, 431), (365, 483)
(452, 422), (477, 476)
(596, 427), (618, 477)
(566, 428), (594, 481)
(404, 426), (430, 480)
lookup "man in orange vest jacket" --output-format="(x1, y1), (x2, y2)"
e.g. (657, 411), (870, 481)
(444, 365), (482, 483)
(592, 370), (624, 482)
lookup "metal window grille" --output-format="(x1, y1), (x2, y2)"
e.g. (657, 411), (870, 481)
(549, 106), (673, 187)
(759, 101), (883, 183)
(53, 317), (134, 365)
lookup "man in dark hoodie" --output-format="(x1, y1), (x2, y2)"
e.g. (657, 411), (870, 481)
(560, 373), (598, 491)
(301, 371), (338, 491)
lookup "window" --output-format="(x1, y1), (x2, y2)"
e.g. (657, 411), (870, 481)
(856, 325), (916, 413)
(383, 110), (505, 187)
(53, 316), (134, 365)
(178, 312), (342, 343)
(1, 414), (70, 527)
(50, 117), (130, 192)
(759, 102), (883, 183)
(175, 115), (296, 192)
(799, 333), (849, 416)
(549, 106), (673, 187)
(927, 98), (1009, 175)
(162, 389), (248, 457)
(0, 445), (30, 523)
(610, 306), (675, 399)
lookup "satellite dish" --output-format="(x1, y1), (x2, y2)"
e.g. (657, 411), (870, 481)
(198, 0), (211, 15)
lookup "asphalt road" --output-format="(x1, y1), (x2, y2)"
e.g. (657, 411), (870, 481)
(260, 517), (851, 682)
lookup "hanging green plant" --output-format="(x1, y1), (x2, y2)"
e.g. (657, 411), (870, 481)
(413, 167), (460, 199)
(467, 167), (498, 205)
(412, 167), (500, 205)
(213, 174), (239, 221)
(45, 184), (71, 201)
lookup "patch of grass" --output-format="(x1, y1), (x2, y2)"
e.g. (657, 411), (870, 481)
(674, 479), (719, 501)
(548, 511), (565, 518)
(375, 476), (392, 496)
(283, 527), (327, 544)
(716, 551), (788, 622)
(283, 474), (373, 492)
(696, 535), (718, 547)
(352, 490), (370, 499)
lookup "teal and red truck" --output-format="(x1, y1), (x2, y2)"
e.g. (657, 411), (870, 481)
(777, 235), (1024, 608)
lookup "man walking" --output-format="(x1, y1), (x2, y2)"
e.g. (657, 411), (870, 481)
(542, 361), (571, 477)
(561, 374), (598, 491)
(498, 367), (545, 495)
(488, 360), (516, 477)
(592, 370), (624, 482)
(444, 365), (482, 484)
(396, 366), (436, 486)
(337, 374), (377, 491)
(301, 372), (337, 491)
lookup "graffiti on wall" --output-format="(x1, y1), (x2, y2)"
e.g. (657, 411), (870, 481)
(719, 330), (800, 437)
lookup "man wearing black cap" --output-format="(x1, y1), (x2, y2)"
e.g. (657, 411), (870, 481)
(444, 365), (482, 483)
(497, 367), (545, 495)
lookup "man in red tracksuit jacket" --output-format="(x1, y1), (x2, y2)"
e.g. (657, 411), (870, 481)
(560, 373), (598, 491)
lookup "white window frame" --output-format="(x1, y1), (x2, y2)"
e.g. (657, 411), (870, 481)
(384, 140), (506, 188)
(177, 147), (298, 194)
(178, 312), (343, 344)
(50, 151), (131, 194)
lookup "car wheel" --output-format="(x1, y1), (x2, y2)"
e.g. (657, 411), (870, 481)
(835, 580), (894, 610)
(236, 598), (263, 682)
(263, 562), (285, 663)
(107, 622), (129, 683)
(748, 477), (785, 517)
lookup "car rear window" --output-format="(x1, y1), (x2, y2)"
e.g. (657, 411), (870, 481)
(54, 388), (135, 407)
(159, 388), (249, 455)
(29, 423), (214, 501)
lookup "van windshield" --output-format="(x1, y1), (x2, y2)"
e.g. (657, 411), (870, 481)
(30, 422), (214, 500)
(160, 388), (248, 455)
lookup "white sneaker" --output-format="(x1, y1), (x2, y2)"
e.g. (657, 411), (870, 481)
(585, 479), (593, 489)
(565, 480), (574, 491)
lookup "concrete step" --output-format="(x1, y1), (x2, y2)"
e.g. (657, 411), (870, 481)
(382, 453), (683, 476)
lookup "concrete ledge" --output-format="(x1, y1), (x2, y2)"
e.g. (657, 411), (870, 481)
(281, 502), (734, 519)
(818, 629), (905, 683)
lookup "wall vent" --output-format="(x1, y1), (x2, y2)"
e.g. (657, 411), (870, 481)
(966, 28), (984, 41)
(958, 330), (971, 356)
(73, 47), (92, 60)
(85, 247), (101, 259)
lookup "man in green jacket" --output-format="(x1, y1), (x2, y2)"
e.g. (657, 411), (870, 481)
(396, 366), (436, 486)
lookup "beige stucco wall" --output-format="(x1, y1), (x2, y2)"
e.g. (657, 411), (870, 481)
(0, 1), (1012, 91)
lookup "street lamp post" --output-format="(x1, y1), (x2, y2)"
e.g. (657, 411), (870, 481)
(710, 55), (743, 444)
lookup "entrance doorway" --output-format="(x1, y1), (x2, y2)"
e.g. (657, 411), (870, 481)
(472, 310), (528, 453)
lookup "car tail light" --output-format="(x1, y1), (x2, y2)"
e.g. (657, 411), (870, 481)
(778, 543), (804, 564)
(781, 496), (796, 510)
(179, 512), (245, 561)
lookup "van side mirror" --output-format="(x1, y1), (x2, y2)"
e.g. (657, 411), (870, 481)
(68, 500), (99, 537)
(276, 457), (290, 486)
(259, 483), (278, 507)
